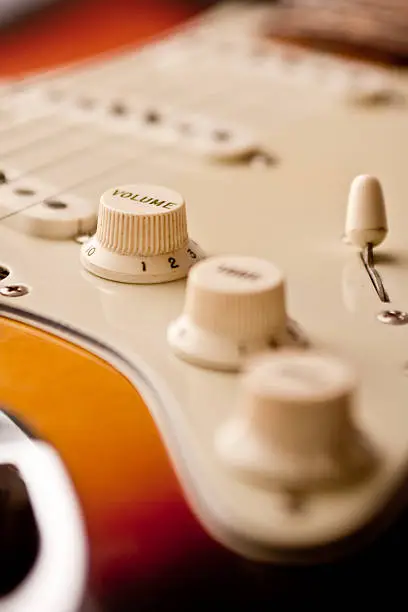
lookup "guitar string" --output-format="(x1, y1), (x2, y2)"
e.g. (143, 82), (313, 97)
(0, 79), (226, 195)
(0, 85), (222, 221)
(0, 44), (242, 222)
(0, 149), (148, 222)
(0, 4), (359, 221)
(0, 121), (80, 159)
(0, 58), (331, 222)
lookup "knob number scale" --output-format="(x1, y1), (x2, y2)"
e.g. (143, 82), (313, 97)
(82, 238), (203, 283)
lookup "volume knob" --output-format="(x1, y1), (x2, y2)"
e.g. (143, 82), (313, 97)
(167, 255), (287, 371)
(216, 350), (376, 490)
(81, 184), (203, 283)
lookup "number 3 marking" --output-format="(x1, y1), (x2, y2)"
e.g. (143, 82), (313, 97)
(187, 248), (197, 259)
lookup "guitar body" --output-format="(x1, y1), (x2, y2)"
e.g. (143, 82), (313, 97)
(2, 312), (407, 609)
(0, 313), (234, 610)
(1, 1), (408, 609)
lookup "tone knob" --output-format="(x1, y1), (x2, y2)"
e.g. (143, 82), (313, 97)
(80, 184), (204, 283)
(167, 255), (287, 371)
(216, 350), (376, 490)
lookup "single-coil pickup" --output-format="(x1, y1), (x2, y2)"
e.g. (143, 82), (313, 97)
(7, 87), (272, 164)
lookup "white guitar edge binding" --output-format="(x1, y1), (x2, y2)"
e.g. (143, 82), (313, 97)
(0, 413), (88, 612)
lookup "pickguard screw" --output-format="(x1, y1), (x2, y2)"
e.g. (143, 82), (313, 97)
(377, 310), (408, 325)
(0, 265), (10, 281)
(0, 284), (29, 297)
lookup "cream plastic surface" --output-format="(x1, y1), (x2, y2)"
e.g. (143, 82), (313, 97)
(1, 1), (408, 562)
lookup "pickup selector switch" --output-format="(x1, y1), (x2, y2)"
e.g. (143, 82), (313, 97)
(345, 174), (388, 248)
(167, 255), (287, 371)
(80, 184), (204, 283)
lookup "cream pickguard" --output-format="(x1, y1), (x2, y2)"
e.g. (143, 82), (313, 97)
(1, 1), (408, 562)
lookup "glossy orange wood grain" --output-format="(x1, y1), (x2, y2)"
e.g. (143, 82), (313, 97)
(0, 0), (210, 77)
(0, 315), (212, 594)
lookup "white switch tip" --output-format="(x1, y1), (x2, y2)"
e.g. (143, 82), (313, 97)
(345, 174), (388, 247)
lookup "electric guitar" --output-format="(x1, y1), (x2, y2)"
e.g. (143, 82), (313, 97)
(1, 1), (408, 610)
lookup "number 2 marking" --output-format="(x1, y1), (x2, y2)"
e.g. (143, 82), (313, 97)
(168, 257), (179, 269)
